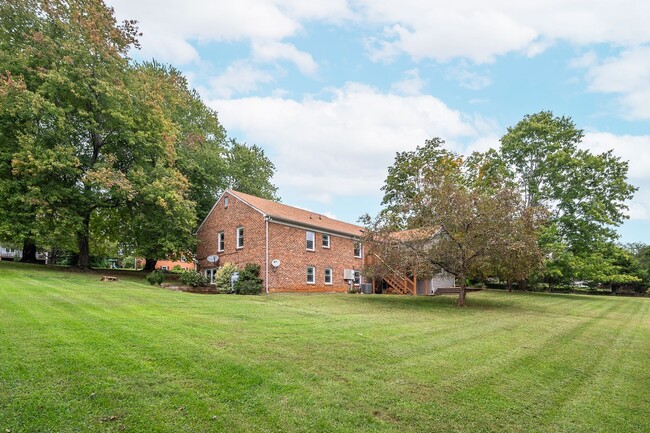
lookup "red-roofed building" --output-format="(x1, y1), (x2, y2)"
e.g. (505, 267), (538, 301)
(196, 190), (365, 293)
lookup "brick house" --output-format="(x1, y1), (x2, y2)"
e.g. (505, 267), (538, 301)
(155, 257), (195, 272)
(196, 190), (364, 293)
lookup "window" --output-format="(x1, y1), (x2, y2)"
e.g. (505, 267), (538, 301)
(224, 196), (229, 208)
(306, 231), (315, 250)
(354, 242), (362, 258)
(205, 268), (217, 285)
(354, 270), (361, 285)
(161, 266), (168, 271)
(217, 232), (225, 252)
(181, 255), (186, 263)
(324, 268), (332, 285)
(306, 266), (315, 284)
(237, 227), (244, 248)
(322, 234), (330, 248)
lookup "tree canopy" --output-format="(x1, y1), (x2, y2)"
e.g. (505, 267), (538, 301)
(0, 0), (277, 267)
(366, 139), (545, 306)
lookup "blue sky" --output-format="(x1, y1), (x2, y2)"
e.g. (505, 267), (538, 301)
(110, 0), (650, 243)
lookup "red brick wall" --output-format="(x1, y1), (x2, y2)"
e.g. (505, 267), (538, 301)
(197, 193), (364, 292)
(266, 222), (363, 292)
(196, 193), (266, 271)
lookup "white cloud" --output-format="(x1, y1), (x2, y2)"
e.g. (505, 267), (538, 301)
(110, 0), (350, 67)
(209, 83), (478, 202)
(359, 0), (650, 63)
(252, 40), (318, 75)
(111, 1), (650, 69)
(583, 46), (650, 119)
(208, 61), (275, 98)
(445, 62), (492, 90)
(390, 69), (425, 95)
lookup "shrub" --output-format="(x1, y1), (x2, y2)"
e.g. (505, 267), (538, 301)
(214, 263), (238, 293)
(347, 285), (360, 294)
(234, 263), (263, 295)
(172, 264), (183, 273)
(146, 270), (165, 286)
(179, 270), (208, 287)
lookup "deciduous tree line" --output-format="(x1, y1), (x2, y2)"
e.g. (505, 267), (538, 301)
(364, 112), (641, 306)
(0, 0), (277, 268)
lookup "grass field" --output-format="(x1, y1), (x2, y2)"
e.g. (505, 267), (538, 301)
(1, 262), (648, 432)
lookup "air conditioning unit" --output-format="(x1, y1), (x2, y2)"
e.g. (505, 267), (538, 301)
(343, 269), (355, 280)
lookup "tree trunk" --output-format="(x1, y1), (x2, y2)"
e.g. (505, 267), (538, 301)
(457, 272), (467, 307)
(143, 258), (157, 272)
(518, 279), (527, 291)
(507, 280), (512, 292)
(20, 239), (38, 263)
(76, 213), (91, 268)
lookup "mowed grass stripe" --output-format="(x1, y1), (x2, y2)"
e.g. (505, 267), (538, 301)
(1, 262), (649, 432)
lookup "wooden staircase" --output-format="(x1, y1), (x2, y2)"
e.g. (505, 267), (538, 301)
(372, 253), (416, 295)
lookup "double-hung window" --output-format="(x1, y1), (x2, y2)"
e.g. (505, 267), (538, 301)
(218, 232), (225, 252)
(354, 242), (362, 258)
(324, 268), (332, 285)
(322, 234), (330, 248)
(306, 266), (315, 284)
(354, 270), (361, 285)
(306, 231), (315, 250)
(237, 227), (244, 248)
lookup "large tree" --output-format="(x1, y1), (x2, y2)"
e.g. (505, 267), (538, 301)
(367, 139), (544, 306)
(500, 111), (636, 253)
(0, 0), (198, 267)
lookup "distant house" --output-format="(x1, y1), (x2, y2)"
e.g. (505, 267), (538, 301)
(196, 190), (365, 293)
(0, 245), (21, 261)
(155, 256), (195, 272)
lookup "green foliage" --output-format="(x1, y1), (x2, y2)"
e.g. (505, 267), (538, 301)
(372, 138), (545, 306)
(0, 1), (278, 268)
(500, 111), (637, 253)
(234, 263), (263, 295)
(146, 270), (165, 286)
(214, 262), (238, 293)
(179, 270), (208, 287)
(225, 141), (279, 203)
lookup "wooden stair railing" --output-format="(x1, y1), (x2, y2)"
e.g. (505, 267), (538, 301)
(372, 253), (416, 295)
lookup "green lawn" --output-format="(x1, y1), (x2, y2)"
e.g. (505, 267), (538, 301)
(1, 262), (648, 432)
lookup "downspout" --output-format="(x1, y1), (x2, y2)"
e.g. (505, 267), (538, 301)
(265, 216), (270, 294)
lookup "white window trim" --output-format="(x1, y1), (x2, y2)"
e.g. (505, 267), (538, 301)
(306, 266), (315, 284)
(322, 234), (330, 249)
(217, 231), (225, 252)
(354, 242), (362, 258)
(324, 268), (332, 285)
(161, 266), (168, 271)
(354, 270), (361, 285)
(224, 196), (229, 208)
(236, 227), (244, 249)
(306, 231), (315, 251)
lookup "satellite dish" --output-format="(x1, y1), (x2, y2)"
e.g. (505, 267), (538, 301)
(207, 255), (219, 263)
(271, 259), (281, 268)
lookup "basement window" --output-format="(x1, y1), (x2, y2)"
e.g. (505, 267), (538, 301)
(307, 266), (315, 284)
(324, 268), (332, 285)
